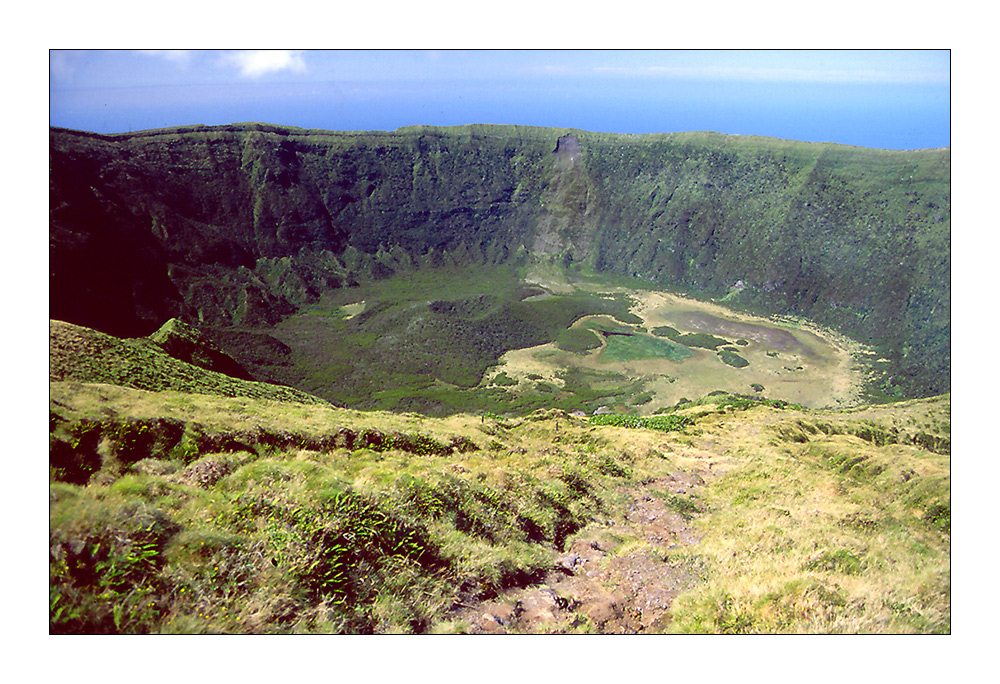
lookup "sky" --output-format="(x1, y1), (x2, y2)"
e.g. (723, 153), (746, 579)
(49, 49), (950, 150)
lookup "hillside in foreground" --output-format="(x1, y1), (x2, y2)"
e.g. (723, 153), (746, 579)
(49, 322), (950, 634)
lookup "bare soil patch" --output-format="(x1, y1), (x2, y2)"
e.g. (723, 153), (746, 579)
(448, 469), (714, 633)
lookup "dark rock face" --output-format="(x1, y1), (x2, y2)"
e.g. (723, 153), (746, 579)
(49, 143), (183, 337)
(49, 123), (950, 397)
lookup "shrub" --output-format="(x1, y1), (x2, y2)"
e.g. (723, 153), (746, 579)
(556, 327), (603, 353)
(588, 413), (694, 433)
(718, 350), (750, 368)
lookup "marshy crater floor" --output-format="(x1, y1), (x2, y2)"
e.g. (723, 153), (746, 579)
(486, 277), (866, 414)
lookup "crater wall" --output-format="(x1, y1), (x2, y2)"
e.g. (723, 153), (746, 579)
(49, 123), (950, 396)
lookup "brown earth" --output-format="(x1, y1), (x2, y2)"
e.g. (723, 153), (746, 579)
(448, 451), (722, 633)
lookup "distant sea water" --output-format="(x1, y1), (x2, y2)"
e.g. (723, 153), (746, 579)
(51, 78), (949, 150)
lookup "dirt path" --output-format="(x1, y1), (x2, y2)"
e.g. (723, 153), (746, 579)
(447, 465), (717, 633)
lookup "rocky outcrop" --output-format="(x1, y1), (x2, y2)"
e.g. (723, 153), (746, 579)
(147, 318), (252, 380)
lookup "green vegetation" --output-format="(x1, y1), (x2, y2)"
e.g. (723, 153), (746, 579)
(583, 316), (640, 335)
(653, 326), (731, 350)
(718, 349), (750, 368)
(599, 333), (693, 363)
(49, 382), (651, 633)
(556, 326), (603, 353)
(49, 320), (328, 406)
(665, 397), (950, 634)
(489, 372), (518, 387)
(49, 375), (950, 634)
(240, 266), (654, 415)
(659, 392), (804, 413)
(675, 428), (950, 633)
(48, 121), (951, 634)
(714, 394), (800, 411)
(651, 325), (679, 337)
(588, 413), (694, 432)
(661, 493), (704, 520)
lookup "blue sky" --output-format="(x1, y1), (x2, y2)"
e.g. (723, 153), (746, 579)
(49, 49), (950, 149)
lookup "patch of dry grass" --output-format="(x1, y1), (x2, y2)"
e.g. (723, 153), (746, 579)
(663, 399), (950, 633)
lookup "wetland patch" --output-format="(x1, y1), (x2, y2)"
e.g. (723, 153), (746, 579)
(599, 333), (693, 363)
(671, 311), (817, 358)
(492, 284), (866, 414)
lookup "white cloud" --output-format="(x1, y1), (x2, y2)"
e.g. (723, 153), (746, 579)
(220, 50), (307, 79)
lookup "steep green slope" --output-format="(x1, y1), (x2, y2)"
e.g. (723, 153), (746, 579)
(49, 319), (329, 406)
(585, 133), (950, 397)
(49, 123), (949, 398)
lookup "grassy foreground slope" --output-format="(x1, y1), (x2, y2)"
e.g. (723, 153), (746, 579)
(49, 324), (949, 633)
